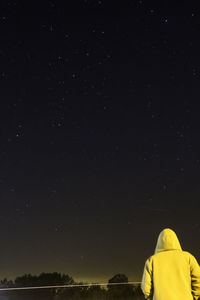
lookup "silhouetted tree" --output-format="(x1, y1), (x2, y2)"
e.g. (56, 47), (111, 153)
(0, 277), (13, 287)
(15, 274), (38, 287)
(13, 272), (74, 300)
(107, 274), (134, 300)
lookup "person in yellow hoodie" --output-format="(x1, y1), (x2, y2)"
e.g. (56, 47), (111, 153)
(141, 228), (200, 300)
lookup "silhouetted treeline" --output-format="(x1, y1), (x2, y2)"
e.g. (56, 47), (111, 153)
(0, 272), (145, 300)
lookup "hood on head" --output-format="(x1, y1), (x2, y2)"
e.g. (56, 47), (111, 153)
(155, 228), (182, 254)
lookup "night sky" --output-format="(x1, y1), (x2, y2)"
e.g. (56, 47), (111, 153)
(1, 0), (200, 283)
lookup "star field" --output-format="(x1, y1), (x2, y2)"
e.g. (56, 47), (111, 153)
(0, 0), (200, 283)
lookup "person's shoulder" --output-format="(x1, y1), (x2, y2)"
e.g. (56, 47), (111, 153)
(182, 251), (195, 257)
(143, 255), (154, 272)
(145, 255), (154, 264)
(182, 251), (198, 262)
(149, 253), (157, 260)
(182, 251), (191, 255)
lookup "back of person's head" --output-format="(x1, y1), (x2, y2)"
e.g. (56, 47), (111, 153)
(155, 228), (182, 254)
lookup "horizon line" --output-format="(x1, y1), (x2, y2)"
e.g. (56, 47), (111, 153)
(0, 281), (141, 292)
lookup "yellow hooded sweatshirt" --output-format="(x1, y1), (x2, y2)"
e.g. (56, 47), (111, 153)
(141, 228), (200, 300)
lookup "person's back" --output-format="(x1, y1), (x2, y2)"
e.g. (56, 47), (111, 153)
(141, 228), (200, 300)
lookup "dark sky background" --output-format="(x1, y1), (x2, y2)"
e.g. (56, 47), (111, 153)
(1, 0), (200, 283)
